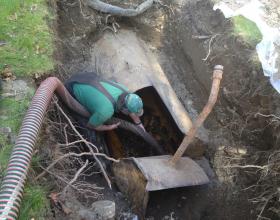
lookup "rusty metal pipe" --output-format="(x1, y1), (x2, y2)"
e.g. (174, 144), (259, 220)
(170, 65), (223, 164)
(0, 77), (87, 220)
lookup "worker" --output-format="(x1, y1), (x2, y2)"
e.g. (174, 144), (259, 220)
(65, 72), (145, 131)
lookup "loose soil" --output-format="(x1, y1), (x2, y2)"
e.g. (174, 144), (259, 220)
(43, 0), (280, 219)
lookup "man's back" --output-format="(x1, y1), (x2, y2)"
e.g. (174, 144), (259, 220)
(72, 81), (128, 127)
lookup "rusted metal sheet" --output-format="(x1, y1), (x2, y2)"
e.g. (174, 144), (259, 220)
(113, 156), (209, 217)
(113, 159), (149, 218)
(132, 156), (209, 191)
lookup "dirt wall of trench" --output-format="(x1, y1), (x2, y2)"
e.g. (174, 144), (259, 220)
(49, 0), (280, 219)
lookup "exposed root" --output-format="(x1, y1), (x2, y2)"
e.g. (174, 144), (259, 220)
(35, 151), (118, 181)
(41, 166), (103, 199)
(62, 159), (89, 194)
(224, 149), (280, 219)
(155, 0), (174, 15)
(255, 112), (280, 121)
(36, 96), (119, 203)
(202, 34), (220, 61)
(54, 101), (113, 188)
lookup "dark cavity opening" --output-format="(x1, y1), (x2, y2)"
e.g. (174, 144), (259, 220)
(105, 86), (184, 158)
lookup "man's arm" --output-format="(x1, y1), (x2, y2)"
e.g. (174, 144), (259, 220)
(87, 110), (119, 131)
(87, 122), (120, 131)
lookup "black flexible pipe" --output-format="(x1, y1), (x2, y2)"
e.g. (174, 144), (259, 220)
(0, 76), (163, 219)
(108, 117), (164, 155)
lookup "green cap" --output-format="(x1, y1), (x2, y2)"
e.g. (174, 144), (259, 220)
(125, 94), (143, 115)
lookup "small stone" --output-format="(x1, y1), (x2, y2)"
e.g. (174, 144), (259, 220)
(7, 134), (17, 144)
(0, 127), (12, 134)
(119, 212), (139, 220)
(79, 209), (97, 220)
(91, 200), (115, 220)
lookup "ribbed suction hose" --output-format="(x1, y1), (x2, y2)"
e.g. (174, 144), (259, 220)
(0, 75), (165, 219)
(0, 77), (89, 220)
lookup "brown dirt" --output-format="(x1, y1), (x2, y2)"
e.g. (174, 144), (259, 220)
(44, 0), (280, 219)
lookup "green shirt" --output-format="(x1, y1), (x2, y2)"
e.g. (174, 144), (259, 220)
(73, 82), (128, 127)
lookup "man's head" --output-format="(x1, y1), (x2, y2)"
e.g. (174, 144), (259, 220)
(123, 93), (143, 116)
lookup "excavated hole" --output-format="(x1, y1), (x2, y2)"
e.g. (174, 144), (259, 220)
(106, 86), (184, 158)
(48, 0), (280, 219)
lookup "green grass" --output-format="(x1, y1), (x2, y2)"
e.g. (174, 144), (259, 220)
(0, 134), (49, 220)
(0, 0), (54, 219)
(19, 185), (49, 220)
(0, 90), (51, 220)
(0, 88), (34, 174)
(0, 94), (50, 219)
(0, 135), (13, 175)
(0, 89), (34, 132)
(232, 15), (262, 47)
(0, 0), (54, 76)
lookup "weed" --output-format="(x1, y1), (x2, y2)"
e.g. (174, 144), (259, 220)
(232, 15), (262, 47)
(0, 135), (12, 175)
(19, 185), (50, 220)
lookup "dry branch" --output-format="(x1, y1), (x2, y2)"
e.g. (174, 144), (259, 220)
(54, 101), (113, 188)
(63, 159), (89, 194)
(40, 166), (103, 198)
(35, 151), (118, 180)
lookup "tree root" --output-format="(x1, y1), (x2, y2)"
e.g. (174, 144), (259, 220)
(86, 0), (155, 17)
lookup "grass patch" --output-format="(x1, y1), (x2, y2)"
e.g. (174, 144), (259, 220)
(0, 0), (54, 76)
(0, 88), (34, 173)
(0, 90), (51, 220)
(19, 185), (50, 220)
(0, 135), (13, 175)
(0, 0), (54, 218)
(0, 89), (34, 132)
(0, 135), (49, 220)
(0, 93), (50, 219)
(0, 125), (50, 220)
(232, 15), (262, 47)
